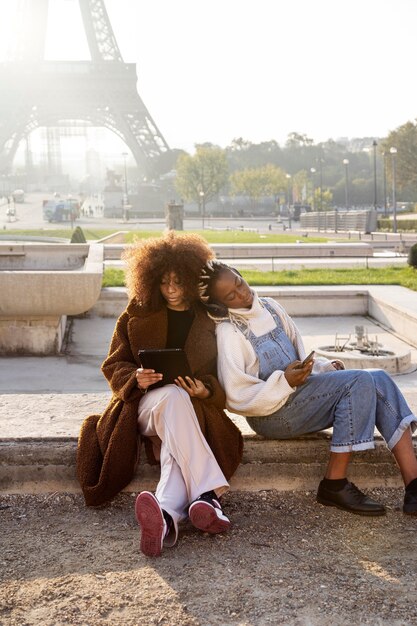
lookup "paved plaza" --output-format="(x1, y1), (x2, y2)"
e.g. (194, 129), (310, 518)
(2, 306), (417, 624)
(2, 212), (417, 624)
(1, 307), (417, 436)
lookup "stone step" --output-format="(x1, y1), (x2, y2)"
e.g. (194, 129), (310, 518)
(1, 432), (412, 496)
(1, 389), (417, 495)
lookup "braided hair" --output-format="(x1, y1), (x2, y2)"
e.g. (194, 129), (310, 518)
(198, 260), (249, 327)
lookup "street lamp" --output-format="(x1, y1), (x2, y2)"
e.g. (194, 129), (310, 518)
(319, 158), (323, 212)
(310, 167), (316, 211)
(390, 147), (397, 233)
(372, 140), (378, 210)
(122, 151), (128, 220)
(286, 174), (292, 229)
(317, 157), (324, 231)
(199, 190), (205, 229)
(342, 159), (349, 209)
(382, 152), (388, 217)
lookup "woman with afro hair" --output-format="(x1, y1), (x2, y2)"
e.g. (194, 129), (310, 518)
(76, 232), (243, 557)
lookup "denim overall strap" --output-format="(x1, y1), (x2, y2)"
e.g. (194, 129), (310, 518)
(230, 298), (299, 381)
(260, 298), (286, 329)
(226, 299), (284, 343)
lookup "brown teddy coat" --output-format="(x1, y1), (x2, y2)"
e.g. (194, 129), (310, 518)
(76, 300), (244, 506)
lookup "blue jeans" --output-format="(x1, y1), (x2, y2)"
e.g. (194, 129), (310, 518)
(246, 369), (416, 453)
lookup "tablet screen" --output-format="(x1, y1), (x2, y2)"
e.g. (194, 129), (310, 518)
(138, 348), (194, 389)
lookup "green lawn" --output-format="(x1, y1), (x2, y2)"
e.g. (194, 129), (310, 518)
(242, 266), (417, 290)
(6, 227), (415, 290)
(2, 228), (330, 244)
(124, 231), (330, 244)
(0, 228), (114, 240)
(103, 265), (417, 291)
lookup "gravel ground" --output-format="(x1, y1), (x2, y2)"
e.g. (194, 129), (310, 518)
(1, 489), (417, 626)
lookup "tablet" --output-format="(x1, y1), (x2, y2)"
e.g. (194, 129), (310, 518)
(138, 348), (194, 389)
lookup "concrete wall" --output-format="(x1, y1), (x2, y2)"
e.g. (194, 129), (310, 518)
(0, 243), (91, 270)
(257, 287), (369, 317)
(368, 286), (417, 348)
(0, 316), (66, 355)
(103, 242), (372, 261)
(0, 244), (103, 317)
(91, 286), (369, 319)
(89, 285), (417, 351)
(211, 243), (372, 259)
(0, 243), (104, 354)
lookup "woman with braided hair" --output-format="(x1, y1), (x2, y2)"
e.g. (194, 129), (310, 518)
(77, 234), (243, 557)
(198, 260), (417, 517)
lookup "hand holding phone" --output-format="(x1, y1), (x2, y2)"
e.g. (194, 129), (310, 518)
(295, 350), (315, 369)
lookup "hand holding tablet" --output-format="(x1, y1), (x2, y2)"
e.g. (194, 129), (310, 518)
(138, 349), (194, 390)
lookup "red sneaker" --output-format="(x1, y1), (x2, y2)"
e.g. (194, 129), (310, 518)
(189, 492), (231, 534)
(135, 491), (166, 557)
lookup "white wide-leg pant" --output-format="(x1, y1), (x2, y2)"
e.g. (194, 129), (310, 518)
(138, 384), (229, 528)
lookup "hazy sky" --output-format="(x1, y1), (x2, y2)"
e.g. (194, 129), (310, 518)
(1, 0), (417, 153)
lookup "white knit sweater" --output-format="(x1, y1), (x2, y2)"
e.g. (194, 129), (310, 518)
(216, 293), (337, 417)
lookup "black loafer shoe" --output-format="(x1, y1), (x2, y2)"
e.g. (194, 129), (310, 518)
(403, 490), (417, 515)
(317, 480), (386, 516)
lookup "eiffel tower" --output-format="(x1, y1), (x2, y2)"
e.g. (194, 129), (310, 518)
(0, 0), (170, 177)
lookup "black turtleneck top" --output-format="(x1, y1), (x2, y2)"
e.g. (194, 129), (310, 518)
(166, 308), (195, 349)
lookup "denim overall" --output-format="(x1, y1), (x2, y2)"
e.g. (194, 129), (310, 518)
(239, 299), (416, 452)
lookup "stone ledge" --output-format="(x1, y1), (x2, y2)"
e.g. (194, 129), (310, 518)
(90, 285), (417, 349)
(0, 243), (104, 355)
(1, 433), (412, 495)
(102, 242), (373, 261)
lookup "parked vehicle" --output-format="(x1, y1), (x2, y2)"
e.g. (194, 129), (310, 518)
(43, 198), (80, 222)
(12, 189), (25, 203)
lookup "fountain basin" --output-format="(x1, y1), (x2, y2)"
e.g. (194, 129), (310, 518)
(0, 243), (103, 354)
(316, 346), (412, 374)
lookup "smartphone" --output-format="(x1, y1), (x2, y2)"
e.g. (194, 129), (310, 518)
(296, 350), (315, 369)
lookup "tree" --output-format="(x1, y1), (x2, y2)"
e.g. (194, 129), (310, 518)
(175, 146), (229, 209)
(291, 170), (309, 203)
(314, 187), (333, 211)
(151, 148), (187, 178)
(382, 121), (417, 198)
(285, 132), (314, 148)
(230, 164), (286, 208)
(229, 137), (252, 152)
(226, 139), (282, 172)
